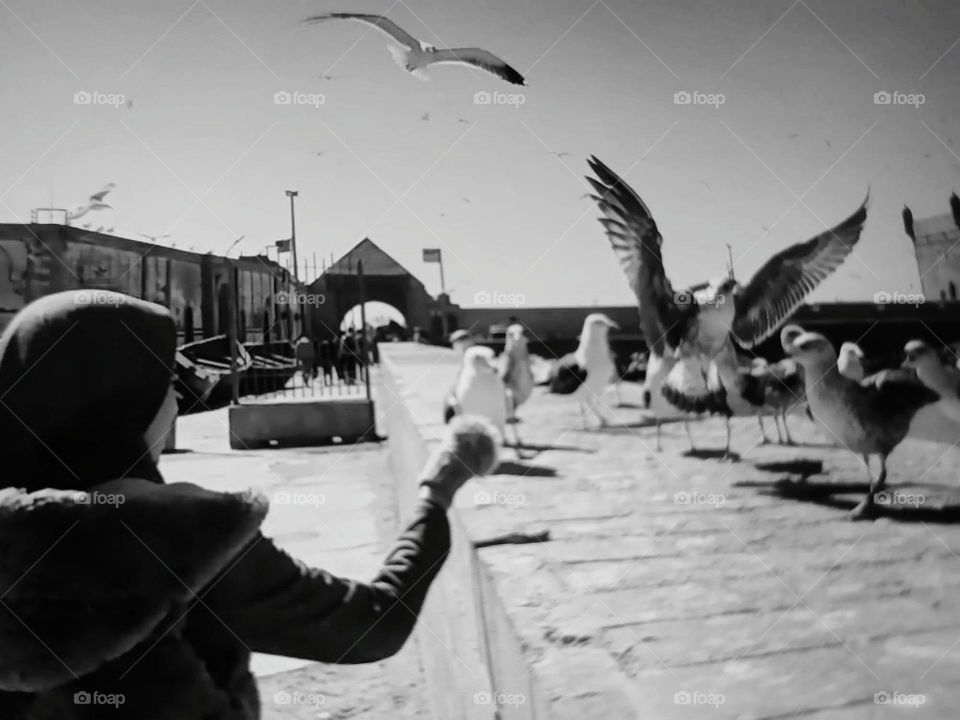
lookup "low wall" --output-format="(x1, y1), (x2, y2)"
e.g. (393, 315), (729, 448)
(378, 343), (546, 720)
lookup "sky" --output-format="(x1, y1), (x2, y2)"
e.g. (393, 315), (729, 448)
(2, 0), (959, 313)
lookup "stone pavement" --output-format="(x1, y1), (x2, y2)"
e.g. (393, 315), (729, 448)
(382, 342), (960, 720)
(161, 404), (430, 720)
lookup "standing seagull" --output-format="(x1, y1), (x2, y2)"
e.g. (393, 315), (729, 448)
(838, 342), (865, 380)
(786, 331), (940, 519)
(445, 346), (508, 434)
(499, 323), (534, 423)
(902, 339), (960, 422)
(585, 156), (868, 451)
(548, 314), (618, 429)
(303, 13), (526, 85)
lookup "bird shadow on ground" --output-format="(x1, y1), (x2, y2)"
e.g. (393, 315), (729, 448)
(683, 448), (742, 462)
(494, 460), (557, 477)
(747, 477), (960, 524)
(751, 459), (824, 477)
(512, 442), (595, 453)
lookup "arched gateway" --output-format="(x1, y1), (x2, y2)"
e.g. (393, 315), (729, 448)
(306, 238), (456, 341)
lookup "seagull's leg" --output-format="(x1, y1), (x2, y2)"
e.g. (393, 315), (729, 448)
(849, 454), (879, 520)
(655, 418), (662, 452)
(757, 414), (770, 445)
(722, 416), (737, 461)
(511, 422), (525, 460)
(781, 412), (795, 445)
(684, 420), (696, 451)
(773, 414), (784, 444)
(614, 381), (622, 407)
(579, 398), (587, 430)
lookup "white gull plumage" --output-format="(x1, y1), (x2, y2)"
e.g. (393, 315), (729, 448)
(302, 13), (526, 86)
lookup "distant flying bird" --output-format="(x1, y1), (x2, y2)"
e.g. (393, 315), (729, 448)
(586, 155), (868, 452)
(303, 13), (526, 86)
(445, 346), (508, 434)
(105, 227), (114, 233)
(499, 324), (534, 423)
(458, 118), (470, 124)
(548, 314), (618, 429)
(787, 330), (940, 519)
(224, 235), (246, 255)
(837, 342), (865, 381)
(81, 223), (91, 229)
(551, 151), (570, 158)
(902, 340), (960, 422)
(421, 112), (430, 121)
(140, 233), (171, 243)
(68, 183), (116, 220)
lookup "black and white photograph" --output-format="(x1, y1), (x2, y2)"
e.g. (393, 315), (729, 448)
(1, 0), (960, 717)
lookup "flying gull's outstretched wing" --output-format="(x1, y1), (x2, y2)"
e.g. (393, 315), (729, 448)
(428, 48), (526, 86)
(302, 13), (422, 50)
(732, 196), (868, 349)
(585, 156), (694, 356)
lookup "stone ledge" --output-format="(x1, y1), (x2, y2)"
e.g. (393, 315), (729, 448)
(379, 342), (960, 720)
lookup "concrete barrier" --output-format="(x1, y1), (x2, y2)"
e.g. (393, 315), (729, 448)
(227, 398), (377, 449)
(379, 344), (545, 720)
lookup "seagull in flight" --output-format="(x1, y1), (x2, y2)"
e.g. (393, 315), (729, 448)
(586, 155), (868, 452)
(303, 13), (526, 86)
(140, 233), (171, 243)
(68, 183), (116, 220)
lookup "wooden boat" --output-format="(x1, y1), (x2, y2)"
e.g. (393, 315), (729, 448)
(176, 334), (252, 413)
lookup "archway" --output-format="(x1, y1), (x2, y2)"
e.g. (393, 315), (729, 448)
(340, 301), (407, 341)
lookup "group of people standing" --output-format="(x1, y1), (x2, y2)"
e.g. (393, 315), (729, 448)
(294, 326), (379, 386)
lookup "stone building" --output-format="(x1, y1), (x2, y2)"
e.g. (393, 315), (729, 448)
(903, 194), (960, 301)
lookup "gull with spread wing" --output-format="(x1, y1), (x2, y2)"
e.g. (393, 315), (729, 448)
(585, 156), (868, 455)
(303, 13), (526, 86)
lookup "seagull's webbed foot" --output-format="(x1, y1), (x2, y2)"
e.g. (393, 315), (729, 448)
(848, 496), (878, 521)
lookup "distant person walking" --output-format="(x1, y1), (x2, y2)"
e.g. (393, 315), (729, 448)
(318, 337), (334, 385)
(339, 329), (358, 385)
(294, 334), (316, 386)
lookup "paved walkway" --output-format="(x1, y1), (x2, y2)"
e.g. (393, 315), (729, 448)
(161, 400), (430, 720)
(385, 343), (960, 719)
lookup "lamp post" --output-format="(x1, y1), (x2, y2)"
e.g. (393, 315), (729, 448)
(285, 190), (299, 282)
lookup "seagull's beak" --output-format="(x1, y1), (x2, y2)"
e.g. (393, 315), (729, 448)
(604, 318), (619, 330)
